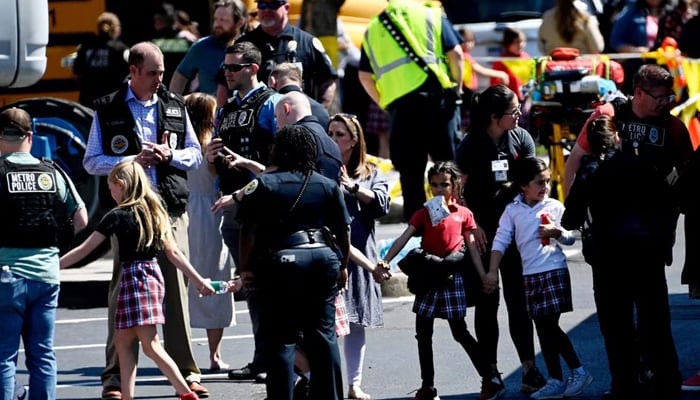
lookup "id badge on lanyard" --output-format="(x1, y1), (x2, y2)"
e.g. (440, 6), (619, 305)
(491, 159), (509, 182)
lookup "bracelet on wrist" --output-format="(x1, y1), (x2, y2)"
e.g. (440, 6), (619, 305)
(348, 183), (360, 194)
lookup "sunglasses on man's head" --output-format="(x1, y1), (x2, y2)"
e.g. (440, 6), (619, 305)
(221, 63), (253, 72)
(0, 125), (27, 138)
(257, 1), (286, 10)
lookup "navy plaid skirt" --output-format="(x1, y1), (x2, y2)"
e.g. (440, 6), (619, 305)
(115, 259), (165, 329)
(413, 271), (468, 319)
(523, 268), (573, 320)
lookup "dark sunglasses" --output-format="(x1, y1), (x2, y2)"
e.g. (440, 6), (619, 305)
(331, 113), (361, 133)
(429, 182), (451, 188)
(0, 125), (27, 138)
(221, 63), (253, 72)
(334, 112), (358, 120)
(257, 1), (286, 10)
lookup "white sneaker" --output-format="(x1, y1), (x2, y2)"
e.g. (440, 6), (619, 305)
(530, 378), (565, 399)
(563, 369), (593, 397)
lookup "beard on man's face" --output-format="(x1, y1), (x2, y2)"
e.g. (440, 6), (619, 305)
(213, 27), (235, 43)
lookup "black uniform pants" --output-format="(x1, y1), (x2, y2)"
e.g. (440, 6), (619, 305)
(258, 245), (343, 400)
(594, 238), (681, 400)
(415, 315), (491, 388)
(387, 90), (460, 221)
(473, 244), (535, 368)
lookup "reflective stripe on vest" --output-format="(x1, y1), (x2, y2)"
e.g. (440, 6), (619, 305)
(363, 0), (452, 109)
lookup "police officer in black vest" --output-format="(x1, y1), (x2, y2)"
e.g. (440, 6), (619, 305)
(82, 41), (208, 400)
(213, 124), (350, 400)
(235, 0), (338, 108)
(0, 107), (88, 399)
(205, 41), (282, 383)
(563, 65), (694, 400)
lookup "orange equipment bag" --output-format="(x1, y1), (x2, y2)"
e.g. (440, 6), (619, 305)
(534, 47), (625, 88)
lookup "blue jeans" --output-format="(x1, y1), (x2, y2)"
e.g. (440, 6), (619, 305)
(0, 276), (59, 400)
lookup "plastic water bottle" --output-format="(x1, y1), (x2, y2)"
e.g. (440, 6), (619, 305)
(211, 280), (230, 294)
(0, 265), (12, 283)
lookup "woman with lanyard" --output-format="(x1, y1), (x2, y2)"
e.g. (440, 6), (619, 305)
(454, 84), (544, 395)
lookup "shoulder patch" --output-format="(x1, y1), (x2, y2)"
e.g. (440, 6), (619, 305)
(312, 37), (326, 53)
(243, 179), (259, 195)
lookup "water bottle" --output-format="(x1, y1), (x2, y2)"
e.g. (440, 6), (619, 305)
(211, 280), (230, 294)
(0, 265), (12, 283)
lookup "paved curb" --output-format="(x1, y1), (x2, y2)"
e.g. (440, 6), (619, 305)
(380, 271), (412, 298)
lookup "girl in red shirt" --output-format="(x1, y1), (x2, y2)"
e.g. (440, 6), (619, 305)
(380, 161), (504, 400)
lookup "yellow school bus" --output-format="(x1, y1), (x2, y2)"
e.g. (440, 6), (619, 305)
(0, 0), (385, 107)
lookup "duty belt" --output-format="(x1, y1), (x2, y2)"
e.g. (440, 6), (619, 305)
(277, 229), (329, 249)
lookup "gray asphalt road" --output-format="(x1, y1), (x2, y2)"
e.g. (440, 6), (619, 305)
(14, 219), (700, 399)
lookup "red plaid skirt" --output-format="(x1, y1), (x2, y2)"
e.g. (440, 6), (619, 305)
(115, 259), (165, 329)
(335, 293), (350, 337)
(365, 101), (389, 134)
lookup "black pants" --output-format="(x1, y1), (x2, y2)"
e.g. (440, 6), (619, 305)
(473, 245), (535, 368)
(593, 238), (681, 400)
(533, 314), (581, 381)
(415, 315), (491, 388)
(258, 246), (343, 400)
(387, 91), (460, 221)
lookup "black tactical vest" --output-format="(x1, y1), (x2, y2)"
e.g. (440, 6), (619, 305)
(215, 87), (276, 193)
(94, 84), (190, 213)
(0, 159), (68, 248)
(613, 101), (675, 177)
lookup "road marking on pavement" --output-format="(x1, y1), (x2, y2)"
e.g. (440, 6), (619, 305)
(56, 317), (106, 324)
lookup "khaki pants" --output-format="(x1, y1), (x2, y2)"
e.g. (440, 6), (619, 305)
(101, 212), (201, 388)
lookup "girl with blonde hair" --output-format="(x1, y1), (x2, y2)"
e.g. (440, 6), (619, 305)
(60, 161), (215, 400)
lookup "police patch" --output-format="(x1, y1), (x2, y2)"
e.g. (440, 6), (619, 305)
(649, 127), (658, 144)
(166, 107), (182, 118)
(111, 135), (129, 154)
(238, 110), (252, 126)
(169, 133), (178, 149)
(6, 171), (56, 193)
(243, 179), (258, 195)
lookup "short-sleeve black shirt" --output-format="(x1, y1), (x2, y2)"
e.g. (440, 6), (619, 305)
(96, 208), (160, 261)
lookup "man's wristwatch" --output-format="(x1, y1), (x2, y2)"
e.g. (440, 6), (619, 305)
(348, 183), (360, 194)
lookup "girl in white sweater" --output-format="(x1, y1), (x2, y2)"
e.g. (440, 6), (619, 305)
(488, 157), (592, 400)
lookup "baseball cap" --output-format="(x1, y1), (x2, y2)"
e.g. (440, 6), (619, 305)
(256, 0), (288, 8)
(0, 108), (31, 141)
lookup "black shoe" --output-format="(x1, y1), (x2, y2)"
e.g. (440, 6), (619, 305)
(293, 377), (311, 400)
(228, 363), (259, 380)
(521, 366), (546, 393)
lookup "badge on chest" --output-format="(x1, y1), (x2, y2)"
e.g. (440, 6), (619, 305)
(491, 159), (509, 182)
